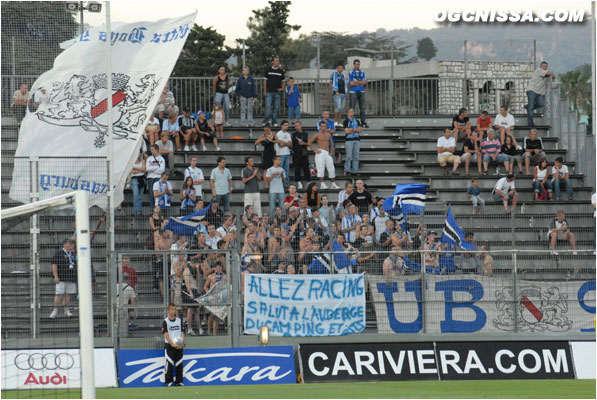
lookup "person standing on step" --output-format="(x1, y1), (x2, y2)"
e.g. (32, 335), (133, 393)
(330, 62), (348, 127)
(286, 77), (301, 127)
(235, 66), (257, 127)
(49, 238), (77, 319)
(265, 156), (286, 218)
(213, 66), (231, 127)
(343, 108), (362, 177)
(274, 120), (293, 188)
(162, 303), (185, 386)
(241, 156), (262, 217)
(291, 121), (310, 189)
(317, 110), (337, 162)
(348, 59), (368, 128)
(263, 56), (285, 127)
(210, 156), (233, 212)
(348, 179), (373, 216)
(308, 126), (340, 190)
(525, 61), (556, 127)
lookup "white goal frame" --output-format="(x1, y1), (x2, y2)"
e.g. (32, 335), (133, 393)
(1, 191), (96, 399)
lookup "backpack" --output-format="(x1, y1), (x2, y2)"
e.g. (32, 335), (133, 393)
(538, 187), (549, 201)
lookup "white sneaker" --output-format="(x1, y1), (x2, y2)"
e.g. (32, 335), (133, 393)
(551, 250), (559, 256)
(187, 329), (196, 336)
(183, 146), (190, 151)
(573, 251), (578, 256)
(198, 327), (205, 336)
(297, 182), (303, 189)
(202, 146), (207, 151)
(49, 309), (58, 319)
(330, 182), (340, 189)
(64, 309), (73, 317)
(224, 122), (232, 127)
(216, 147), (222, 151)
(320, 182), (328, 189)
(191, 145), (198, 151)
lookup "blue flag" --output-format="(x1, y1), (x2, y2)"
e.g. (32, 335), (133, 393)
(441, 207), (475, 251)
(164, 201), (213, 238)
(308, 242), (357, 274)
(391, 183), (426, 216)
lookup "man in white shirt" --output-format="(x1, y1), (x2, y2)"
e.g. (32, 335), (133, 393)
(548, 210), (577, 256)
(216, 215), (237, 238)
(153, 172), (174, 218)
(156, 132), (175, 174)
(146, 145), (166, 209)
(341, 203), (362, 243)
(372, 205), (390, 242)
(551, 157), (573, 200)
(525, 61), (556, 126)
(494, 106), (516, 145)
(437, 128), (461, 176)
(184, 156), (205, 200)
(492, 173), (518, 213)
(274, 120), (292, 187)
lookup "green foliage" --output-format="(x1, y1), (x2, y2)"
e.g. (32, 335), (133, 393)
(416, 37), (437, 61)
(559, 63), (591, 119)
(234, 1), (300, 76)
(1, 1), (79, 75)
(172, 25), (231, 77)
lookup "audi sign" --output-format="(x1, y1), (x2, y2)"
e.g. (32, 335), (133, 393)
(1, 349), (117, 389)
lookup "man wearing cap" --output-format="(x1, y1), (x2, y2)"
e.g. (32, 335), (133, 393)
(265, 156), (286, 218)
(493, 173), (518, 213)
(522, 129), (546, 175)
(196, 111), (221, 151)
(50, 238), (77, 319)
(178, 107), (199, 151)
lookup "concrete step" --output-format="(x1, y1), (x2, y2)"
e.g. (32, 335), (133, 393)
(414, 149), (568, 164)
(446, 200), (595, 214)
(399, 137), (561, 151)
(426, 175), (586, 189)
(435, 187), (593, 202)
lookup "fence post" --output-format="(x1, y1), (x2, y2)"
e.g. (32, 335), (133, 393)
(230, 251), (241, 348)
(512, 250), (518, 333)
(420, 248), (427, 333)
(389, 46), (394, 116)
(30, 157), (40, 339)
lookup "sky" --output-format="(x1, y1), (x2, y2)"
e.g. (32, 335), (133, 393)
(105, 0), (594, 47)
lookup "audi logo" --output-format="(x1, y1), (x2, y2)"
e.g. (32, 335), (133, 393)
(14, 353), (75, 370)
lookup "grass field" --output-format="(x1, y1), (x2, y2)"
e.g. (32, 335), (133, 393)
(2, 380), (596, 399)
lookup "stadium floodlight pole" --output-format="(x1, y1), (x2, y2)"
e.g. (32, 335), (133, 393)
(75, 190), (96, 399)
(592, 1), (596, 138)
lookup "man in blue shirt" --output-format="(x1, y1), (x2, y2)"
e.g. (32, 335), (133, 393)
(285, 77), (301, 126)
(348, 59), (368, 128)
(235, 66), (257, 127)
(330, 63), (347, 127)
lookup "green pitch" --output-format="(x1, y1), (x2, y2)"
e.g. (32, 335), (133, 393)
(2, 380), (596, 399)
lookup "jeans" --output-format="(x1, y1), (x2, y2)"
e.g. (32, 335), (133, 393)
(525, 90), (544, 126)
(470, 195), (485, 208)
(533, 180), (553, 193)
(214, 92), (230, 121)
(288, 105), (300, 120)
(216, 193), (230, 212)
(239, 96), (254, 125)
(264, 92), (281, 124)
(552, 178), (573, 199)
(293, 156), (310, 184)
(344, 140), (360, 174)
(482, 153), (509, 164)
(147, 177), (159, 209)
(131, 177), (145, 214)
(280, 155), (290, 186)
(349, 92), (366, 122)
(269, 192), (284, 217)
(334, 94), (346, 113)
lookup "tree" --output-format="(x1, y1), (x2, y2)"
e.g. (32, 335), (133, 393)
(416, 37), (437, 61)
(172, 25), (230, 77)
(235, 1), (300, 76)
(559, 63), (591, 119)
(1, 1), (79, 75)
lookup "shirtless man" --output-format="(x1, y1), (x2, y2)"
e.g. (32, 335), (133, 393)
(308, 127), (340, 190)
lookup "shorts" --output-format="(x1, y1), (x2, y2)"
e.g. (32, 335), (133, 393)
(200, 132), (213, 141)
(493, 192), (514, 201)
(333, 94), (346, 113)
(182, 288), (200, 304)
(56, 281), (77, 295)
(437, 154), (461, 167)
(522, 151), (546, 162)
(288, 105), (301, 120)
(180, 126), (195, 135)
(460, 152), (478, 162)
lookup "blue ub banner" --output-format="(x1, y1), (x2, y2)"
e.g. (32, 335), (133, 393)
(244, 274), (366, 337)
(117, 346), (296, 387)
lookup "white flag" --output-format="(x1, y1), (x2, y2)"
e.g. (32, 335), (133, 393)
(9, 12), (197, 208)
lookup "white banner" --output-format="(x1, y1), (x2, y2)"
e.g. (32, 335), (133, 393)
(194, 279), (229, 321)
(368, 275), (596, 334)
(1, 348), (117, 389)
(244, 274), (366, 337)
(10, 12), (196, 208)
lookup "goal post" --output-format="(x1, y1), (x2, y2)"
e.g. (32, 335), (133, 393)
(1, 190), (96, 399)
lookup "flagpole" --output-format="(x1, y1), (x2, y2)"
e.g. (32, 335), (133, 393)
(105, 1), (116, 346)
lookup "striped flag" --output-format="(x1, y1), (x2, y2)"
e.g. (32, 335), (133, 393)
(382, 183), (426, 233)
(441, 207), (475, 250)
(164, 201), (212, 238)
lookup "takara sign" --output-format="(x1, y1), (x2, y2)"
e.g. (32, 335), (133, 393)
(368, 275), (595, 334)
(117, 346), (296, 387)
